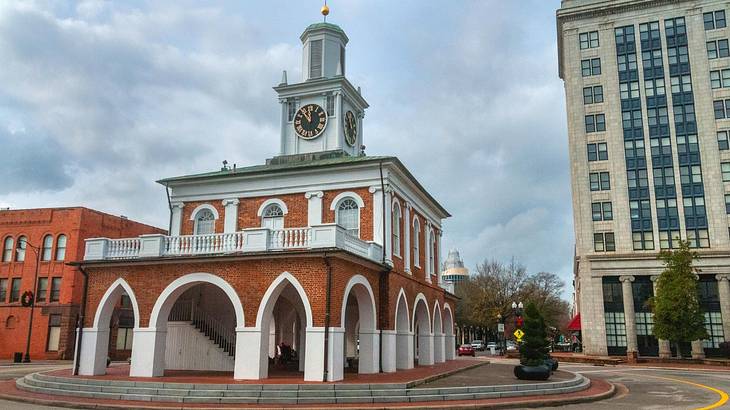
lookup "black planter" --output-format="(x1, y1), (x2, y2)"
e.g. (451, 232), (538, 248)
(544, 357), (559, 371)
(514, 364), (551, 380)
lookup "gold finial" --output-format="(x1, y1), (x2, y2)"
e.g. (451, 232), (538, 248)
(321, 1), (329, 21)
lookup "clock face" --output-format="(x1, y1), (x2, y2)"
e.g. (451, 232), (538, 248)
(344, 110), (358, 146)
(294, 104), (327, 139)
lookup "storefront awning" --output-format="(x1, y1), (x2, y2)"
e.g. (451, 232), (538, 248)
(567, 313), (581, 331)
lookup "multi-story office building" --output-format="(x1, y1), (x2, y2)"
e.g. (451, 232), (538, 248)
(558, 0), (730, 358)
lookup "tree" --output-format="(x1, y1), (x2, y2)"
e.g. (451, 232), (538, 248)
(519, 302), (550, 366)
(651, 240), (708, 358)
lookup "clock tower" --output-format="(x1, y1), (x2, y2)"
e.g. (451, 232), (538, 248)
(274, 19), (368, 158)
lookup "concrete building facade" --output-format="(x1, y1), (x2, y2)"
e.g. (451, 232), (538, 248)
(0, 207), (163, 360)
(75, 19), (457, 382)
(558, 0), (730, 358)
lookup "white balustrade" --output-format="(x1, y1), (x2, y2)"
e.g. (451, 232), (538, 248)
(269, 228), (311, 249)
(84, 225), (383, 264)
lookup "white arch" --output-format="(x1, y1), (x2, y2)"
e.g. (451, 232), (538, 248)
(411, 293), (431, 333)
(330, 191), (365, 210)
(394, 288), (410, 331)
(256, 272), (313, 328)
(256, 198), (289, 216)
(149, 273), (245, 329)
(442, 302), (455, 336)
(340, 274), (377, 330)
(93, 277), (140, 329)
(432, 300), (443, 333)
(189, 204), (220, 220)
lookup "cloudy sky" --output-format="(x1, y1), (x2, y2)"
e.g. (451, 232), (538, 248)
(0, 1), (571, 298)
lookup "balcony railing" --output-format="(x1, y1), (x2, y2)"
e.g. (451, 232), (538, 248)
(84, 224), (383, 264)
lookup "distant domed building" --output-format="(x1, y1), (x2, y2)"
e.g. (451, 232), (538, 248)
(441, 249), (469, 292)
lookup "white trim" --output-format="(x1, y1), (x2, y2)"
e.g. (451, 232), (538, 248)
(189, 204), (220, 220)
(432, 300), (443, 333)
(255, 271), (314, 328)
(411, 293), (431, 334)
(256, 198), (289, 217)
(329, 191), (365, 210)
(92, 278), (140, 329)
(394, 288), (410, 332)
(442, 303), (455, 336)
(149, 273), (245, 329)
(340, 274), (377, 331)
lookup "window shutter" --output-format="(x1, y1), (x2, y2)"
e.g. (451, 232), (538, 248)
(310, 40), (323, 78)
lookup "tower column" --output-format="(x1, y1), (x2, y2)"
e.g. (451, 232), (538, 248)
(717, 274), (730, 345)
(650, 275), (672, 358)
(619, 275), (638, 358)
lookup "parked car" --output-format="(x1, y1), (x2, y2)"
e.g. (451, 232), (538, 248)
(458, 344), (476, 357)
(486, 342), (501, 353)
(470, 340), (485, 351)
(506, 341), (518, 352)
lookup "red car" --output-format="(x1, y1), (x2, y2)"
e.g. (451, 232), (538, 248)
(458, 344), (476, 357)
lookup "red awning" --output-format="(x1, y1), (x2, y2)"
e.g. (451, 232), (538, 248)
(567, 313), (581, 331)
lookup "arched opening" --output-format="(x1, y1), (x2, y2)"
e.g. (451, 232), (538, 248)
(256, 273), (312, 380)
(341, 275), (377, 374)
(394, 289), (412, 369)
(433, 302), (444, 363)
(137, 273), (244, 378)
(412, 294), (433, 366)
(79, 278), (140, 376)
(443, 304), (456, 360)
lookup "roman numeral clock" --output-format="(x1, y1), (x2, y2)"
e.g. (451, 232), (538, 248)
(294, 104), (328, 139)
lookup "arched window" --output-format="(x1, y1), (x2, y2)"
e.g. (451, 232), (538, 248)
(262, 204), (284, 230)
(336, 198), (360, 237)
(392, 203), (401, 257)
(194, 209), (215, 235)
(41, 235), (53, 261)
(16, 236), (27, 262)
(5, 315), (17, 329)
(2, 237), (13, 262)
(412, 219), (420, 267)
(428, 229), (436, 275)
(55, 234), (67, 261)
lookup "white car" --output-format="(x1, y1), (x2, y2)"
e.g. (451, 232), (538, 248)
(485, 342), (501, 353)
(506, 341), (518, 352)
(470, 340), (485, 351)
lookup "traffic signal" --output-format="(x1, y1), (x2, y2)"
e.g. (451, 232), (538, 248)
(516, 316), (524, 328)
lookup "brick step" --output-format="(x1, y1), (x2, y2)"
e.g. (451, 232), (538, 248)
(17, 371), (590, 405)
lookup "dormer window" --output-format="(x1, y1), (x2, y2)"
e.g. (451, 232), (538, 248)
(262, 204), (285, 230)
(309, 39), (323, 79)
(194, 209), (215, 235)
(336, 199), (360, 237)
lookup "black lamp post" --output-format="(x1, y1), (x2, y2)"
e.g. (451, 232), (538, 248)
(17, 238), (42, 363)
(512, 301), (524, 344)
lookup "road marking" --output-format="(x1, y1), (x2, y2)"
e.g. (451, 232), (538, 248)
(641, 374), (728, 410)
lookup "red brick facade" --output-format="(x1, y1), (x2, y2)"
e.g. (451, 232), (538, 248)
(0, 208), (163, 360)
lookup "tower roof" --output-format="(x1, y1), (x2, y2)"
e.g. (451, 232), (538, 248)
(300, 22), (349, 44)
(442, 249), (469, 280)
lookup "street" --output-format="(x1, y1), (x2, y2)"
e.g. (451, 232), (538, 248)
(0, 363), (71, 410)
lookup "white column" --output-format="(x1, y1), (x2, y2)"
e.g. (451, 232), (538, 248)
(418, 333), (435, 366)
(235, 327), (264, 379)
(334, 92), (343, 150)
(619, 275), (638, 356)
(305, 191), (323, 226)
(326, 328), (345, 382)
(358, 329), (379, 374)
(369, 186), (383, 245)
(381, 330), (397, 373)
(303, 327), (344, 382)
(404, 203), (411, 274)
(77, 328), (109, 376)
(691, 340), (706, 359)
(396, 331), (414, 369)
(445, 334), (456, 360)
(384, 189), (393, 265)
(651, 275), (672, 358)
(221, 198), (239, 234)
(129, 327), (167, 377)
(717, 275), (730, 343)
(170, 202), (184, 236)
(433, 333), (445, 363)
(436, 229), (442, 284)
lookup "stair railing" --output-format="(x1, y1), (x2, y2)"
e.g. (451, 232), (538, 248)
(167, 300), (236, 357)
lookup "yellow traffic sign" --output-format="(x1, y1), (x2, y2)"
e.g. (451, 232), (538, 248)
(513, 329), (525, 340)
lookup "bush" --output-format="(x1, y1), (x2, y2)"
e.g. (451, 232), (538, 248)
(519, 302), (550, 367)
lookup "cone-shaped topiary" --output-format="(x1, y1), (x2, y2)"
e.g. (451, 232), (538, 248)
(519, 302), (550, 367)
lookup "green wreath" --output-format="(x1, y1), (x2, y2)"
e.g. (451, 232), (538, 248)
(21, 291), (34, 307)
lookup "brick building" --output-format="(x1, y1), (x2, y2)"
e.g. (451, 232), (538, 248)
(76, 18), (458, 382)
(0, 207), (164, 361)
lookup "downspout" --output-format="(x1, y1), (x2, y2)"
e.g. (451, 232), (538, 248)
(377, 160), (391, 372)
(165, 185), (173, 233)
(322, 253), (332, 382)
(72, 265), (90, 376)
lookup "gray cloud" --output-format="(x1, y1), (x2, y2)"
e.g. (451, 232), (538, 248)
(0, 1), (574, 299)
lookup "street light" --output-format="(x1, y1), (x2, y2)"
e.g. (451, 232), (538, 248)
(17, 238), (41, 363)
